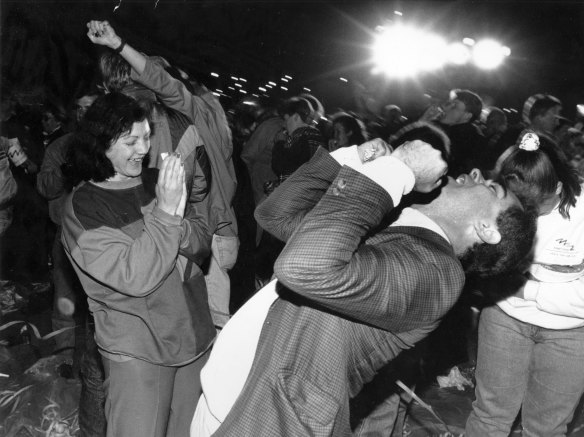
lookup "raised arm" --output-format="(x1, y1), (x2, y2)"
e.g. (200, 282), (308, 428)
(87, 20), (146, 75)
(86, 20), (207, 122)
(273, 140), (455, 331)
(255, 147), (341, 242)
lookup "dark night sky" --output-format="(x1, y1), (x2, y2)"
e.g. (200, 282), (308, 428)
(2, 0), (584, 118)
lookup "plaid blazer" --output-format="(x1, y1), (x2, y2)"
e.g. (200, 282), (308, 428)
(213, 148), (465, 436)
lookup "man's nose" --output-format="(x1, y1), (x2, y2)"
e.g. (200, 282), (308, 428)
(470, 168), (485, 183)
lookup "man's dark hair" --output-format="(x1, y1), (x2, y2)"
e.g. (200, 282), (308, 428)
(331, 113), (367, 146)
(459, 204), (537, 278)
(453, 89), (483, 123)
(279, 97), (313, 123)
(43, 100), (68, 123)
(62, 92), (149, 186)
(99, 52), (132, 92)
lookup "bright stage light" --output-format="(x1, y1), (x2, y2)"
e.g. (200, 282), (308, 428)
(447, 42), (471, 65)
(372, 24), (448, 78)
(472, 39), (506, 69)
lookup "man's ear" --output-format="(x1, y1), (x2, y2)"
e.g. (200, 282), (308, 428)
(556, 181), (563, 195)
(461, 111), (473, 124)
(475, 220), (501, 245)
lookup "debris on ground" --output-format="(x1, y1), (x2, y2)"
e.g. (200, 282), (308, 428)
(436, 366), (474, 391)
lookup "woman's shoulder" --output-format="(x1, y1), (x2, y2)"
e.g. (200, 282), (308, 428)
(70, 178), (152, 231)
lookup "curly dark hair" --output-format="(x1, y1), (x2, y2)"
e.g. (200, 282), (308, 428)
(62, 92), (149, 186)
(459, 203), (537, 278)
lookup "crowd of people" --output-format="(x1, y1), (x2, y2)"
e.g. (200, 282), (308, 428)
(1, 17), (584, 437)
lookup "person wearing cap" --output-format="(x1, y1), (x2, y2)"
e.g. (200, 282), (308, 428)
(421, 88), (488, 177)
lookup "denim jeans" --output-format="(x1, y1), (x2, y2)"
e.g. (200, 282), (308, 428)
(205, 234), (239, 328)
(79, 320), (106, 437)
(466, 305), (584, 437)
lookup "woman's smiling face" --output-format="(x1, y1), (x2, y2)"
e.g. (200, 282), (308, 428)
(105, 119), (151, 181)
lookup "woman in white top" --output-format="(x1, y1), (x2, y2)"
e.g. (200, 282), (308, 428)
(466, 131), (584, 436)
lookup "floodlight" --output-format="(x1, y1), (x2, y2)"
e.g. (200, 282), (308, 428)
(372, 24), (447, 78)
(472, 39), (506, 69)
(447, 42), (471, 65)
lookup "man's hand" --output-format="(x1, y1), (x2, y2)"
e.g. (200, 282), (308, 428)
(390, 140), (448, 193)
(86, 20), (122, 51)
(356, 138), (392, 163)
(419, 104), (444, 122)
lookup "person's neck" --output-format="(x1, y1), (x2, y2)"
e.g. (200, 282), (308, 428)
(410, 203), (470, 256)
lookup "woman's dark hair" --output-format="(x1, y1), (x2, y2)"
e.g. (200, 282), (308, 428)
(498, 131), (581, 218)
(390, 121), (451, 163)
(62, 92), (149, 186)
(331, 113), (367, 146)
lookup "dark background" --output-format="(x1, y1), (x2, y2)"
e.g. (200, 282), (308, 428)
(2, 0), (584, 118)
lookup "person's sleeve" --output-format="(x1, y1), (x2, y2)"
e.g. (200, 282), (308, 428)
(330, 145), (415, 204)
(273, 161), (449, 331)
(131, 58), (211, 126)
(255, 147), (342, 242)
(0, 156), (17, 206)
(256, 146), (415, 242)
(36, 141), (67, 200)
(523, 278), (584, 318)
(66, 203), (185, 297)
(179, 199), (212, 266)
